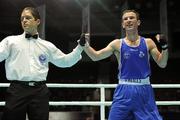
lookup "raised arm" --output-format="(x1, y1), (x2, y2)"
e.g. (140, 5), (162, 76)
(148, 34), (168, 68)
(49, 43), (83, 68)
(83, 39), (120, 61)
(84, 43), (113, 61)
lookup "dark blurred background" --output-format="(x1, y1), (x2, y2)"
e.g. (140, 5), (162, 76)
(0, 0), (180, 120)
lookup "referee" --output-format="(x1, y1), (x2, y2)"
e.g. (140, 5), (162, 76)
(0, 7), (85, 120)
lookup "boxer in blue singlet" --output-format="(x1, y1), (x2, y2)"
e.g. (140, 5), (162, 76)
(81, 9), (168, 120)
(108, 37), (162, 120)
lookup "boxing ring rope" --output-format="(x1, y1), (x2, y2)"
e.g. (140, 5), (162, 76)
(1, 83), (180, 120)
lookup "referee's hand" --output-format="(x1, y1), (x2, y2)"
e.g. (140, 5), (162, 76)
(79, 33), (86, 46)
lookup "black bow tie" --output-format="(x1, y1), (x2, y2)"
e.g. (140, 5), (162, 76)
(25, 33), (38, 39)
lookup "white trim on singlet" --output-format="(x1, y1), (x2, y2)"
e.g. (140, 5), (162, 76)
(119, 77), (150, 85)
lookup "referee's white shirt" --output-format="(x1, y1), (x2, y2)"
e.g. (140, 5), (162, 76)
(0, 32), (83, 81)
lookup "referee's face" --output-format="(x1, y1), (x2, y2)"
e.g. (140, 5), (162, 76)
(21, 10), (40, 34)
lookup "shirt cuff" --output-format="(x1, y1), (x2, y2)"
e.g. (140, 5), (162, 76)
(75, 44), (83, 53)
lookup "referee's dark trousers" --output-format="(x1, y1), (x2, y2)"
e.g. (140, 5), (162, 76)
(2, 81), (50, 120)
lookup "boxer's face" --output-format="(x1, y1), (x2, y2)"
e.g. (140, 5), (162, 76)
(122, 12), (140, 31)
